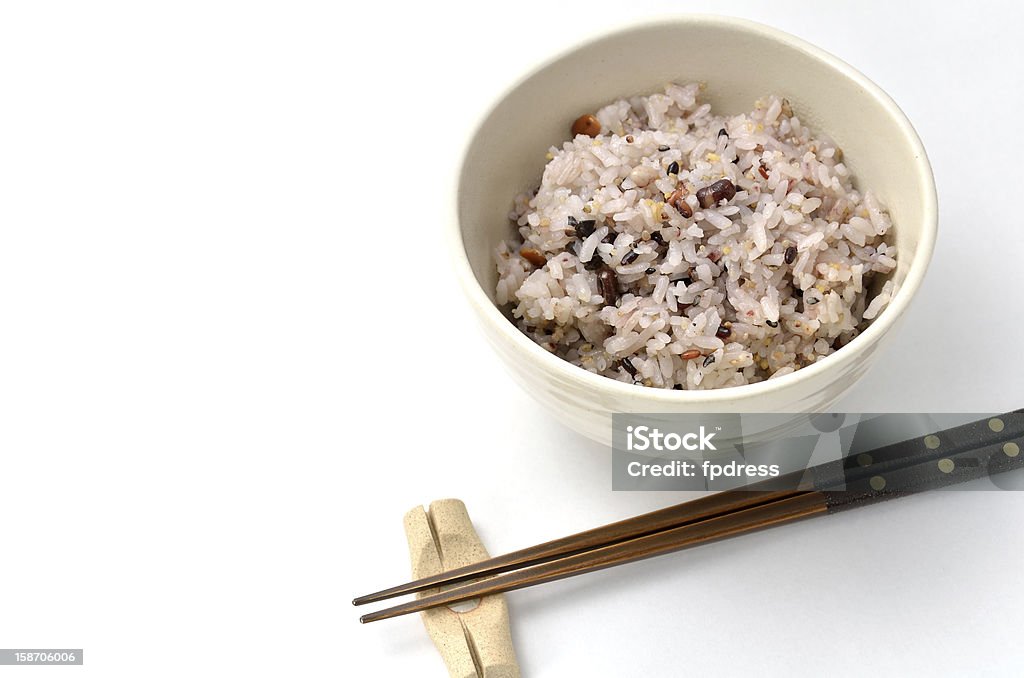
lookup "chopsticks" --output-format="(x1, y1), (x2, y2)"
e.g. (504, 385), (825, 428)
(360, 493), (826, 623)
(352, 486), (804, 606)
(355, 412), (1024, 623)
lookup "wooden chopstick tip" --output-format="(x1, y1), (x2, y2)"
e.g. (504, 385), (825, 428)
(353, 592), (386, 606)
(353, 586), (408, 606)
(360, 611), (386, 624)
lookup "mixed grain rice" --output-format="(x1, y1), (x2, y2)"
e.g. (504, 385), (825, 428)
(495, 83), (897, 390)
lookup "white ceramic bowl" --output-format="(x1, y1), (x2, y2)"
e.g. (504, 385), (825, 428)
(451, 16), (937, 444)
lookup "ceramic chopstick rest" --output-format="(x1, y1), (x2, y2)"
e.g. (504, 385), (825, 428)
(403, 499), (520, 678)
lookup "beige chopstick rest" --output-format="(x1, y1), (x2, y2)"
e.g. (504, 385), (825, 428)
(403, 499), (520, 678)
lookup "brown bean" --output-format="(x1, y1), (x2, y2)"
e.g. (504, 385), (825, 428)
(519, 247), (547, 267)
(695, 178), (737, 209)
(571, 114), (601, 137)
(597, 267), (618, 305)
(681, 349), (702, 360)
(667, 188), (693, 218)
(716, 325), (732, 339)
(758, 163), (770, 180)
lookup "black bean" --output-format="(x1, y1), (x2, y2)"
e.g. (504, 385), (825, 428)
(784, 246), (797, 265)
(766, 319), (779, 328)
(645, 267), (656, 275)
(603, 231), (617, 245)
(695, 178), (737, 208)
(619, 357), (637, 377)
(667, 161), (680, 175)
(621, 249), (639, 265)
(597, 267), (618, 305)
(716, 325), (732, 339)
(575, 219), (597, 238)
(703, 354), (716, 368)
(718, 128), (728, 138)
(670, 276), (692, 285)
(650, 230), (665, 245)
(584, 255), (604, 270)
(658, 145), (670, 152)
(567, 215), (578, 227)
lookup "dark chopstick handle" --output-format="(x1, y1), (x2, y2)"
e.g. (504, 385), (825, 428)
(821, 414), (1024, 512)
(809, 411), (1024, 493)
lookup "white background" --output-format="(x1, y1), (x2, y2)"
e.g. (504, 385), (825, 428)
(1, 1), (1022, 676)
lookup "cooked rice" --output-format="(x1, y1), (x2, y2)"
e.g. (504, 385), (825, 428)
(495, 83), (897, 390)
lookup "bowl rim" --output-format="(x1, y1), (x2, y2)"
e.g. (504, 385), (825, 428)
(450, 14), (938, 405)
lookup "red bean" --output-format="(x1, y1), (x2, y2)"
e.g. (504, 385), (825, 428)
(571, 114), (601, 137)
(668, 188), (693, 218)
(519, 248), (547, 267)
(597, 267), (618, 305)
(695, 178), (737, 208)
